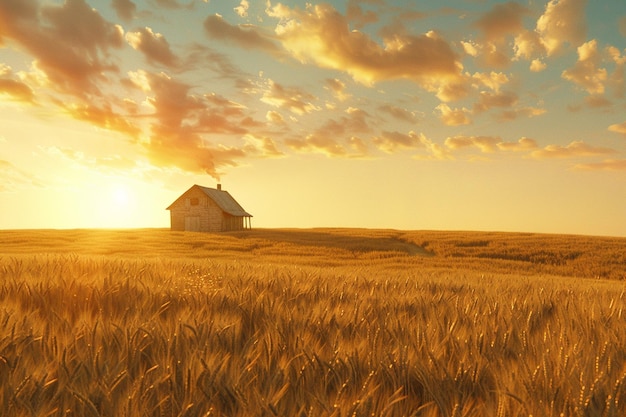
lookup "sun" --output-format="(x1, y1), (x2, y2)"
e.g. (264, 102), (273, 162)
(111, 185), (131, 208)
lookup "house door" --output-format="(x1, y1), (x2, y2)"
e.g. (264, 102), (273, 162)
(184, 216), (200, 231)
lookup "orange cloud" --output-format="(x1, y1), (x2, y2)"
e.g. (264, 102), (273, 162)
(473, 90), (518, 113)
(243, 134), (284, 158)
(497, 137), (538, 151)
(562, 40), (607, 94)
(269, 3), (463, 91)
(373, 131), (424, 153)
(126, 27), (179, 67)
(62, 102), (141, 138)
(204, 14), (281, 55)
(378, 104), (417, 123)
(474, 1), (529, 41)
(261, 80), (319, 115)
(575, 159), (626, 171)
(436, 104), (472, 126)
(284, 107), (373, 157)
(608, 122), (626, 135)
(325, 78), (350, 102)
(531, 140), (617, 159)
(536, 0), (587, 56)
(346, 0), (379, 28)
(0, 0), (124, 98)
(0, 159), (45, 192)
(131, 71), (264, 179)
(112, 0), (136, 21)
(445, 135), (500, 153)
(285, 136), (347, 157)
(0, 75), (34, 103)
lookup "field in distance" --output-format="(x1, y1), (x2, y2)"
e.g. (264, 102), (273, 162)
(2, 227), (625, 279)
(1, 228), (626, 416)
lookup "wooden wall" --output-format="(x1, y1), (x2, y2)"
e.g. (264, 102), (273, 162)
(169, 187), (247, 232)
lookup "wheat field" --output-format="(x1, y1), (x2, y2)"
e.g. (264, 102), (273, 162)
(1, 228), (625, 416)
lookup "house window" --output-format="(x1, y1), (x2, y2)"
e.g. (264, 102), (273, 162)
(190, 197), (199, 206)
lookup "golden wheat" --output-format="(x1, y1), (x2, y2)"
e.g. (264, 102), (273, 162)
(0, 228), (625, 416)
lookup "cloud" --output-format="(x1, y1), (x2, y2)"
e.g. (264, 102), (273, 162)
(261, 79), (318, 115)
(62, 102), (142, 138)
(473, 90), (518, 113)
(373, 130), (424, 153)
(112, 0), (137, 21)
(513, 29), (544, 61)
(284, 107), (373, 157)
(44, 145), (141, 173)
(152, 0), (192, 10)
(130, 71), (262, 179)
(0, 159), (45, 192)
(243, 134), (284, 157)
(436, 103), (471, 126)
(474, 1), (529, 41)
(378, 104), (417, 123)
(471, 71), (509, 92)
(346, 0), (380, 28)
(0, 0), (124, 98)
(325, 78), (350, 102)
(530, 59), (547, 72)
(536, 0), (588, 56)
(126, 27), (179, 67)
(497, 137), (538, 151)
(0, 67), (34, 102)
(575, 159), (626, 171)
(268, 3), (463, 93)
(284, 136), (347, 157)
(606, 45), (626, 98)
(265, 110), (284, 124)
(234, 0), (249, 17)
(444, 135), (500, 153)
(608, 122), (626, 135)
(561, 40), (607, 94)
(531, 140), (617, 159)
(496, 106), (546, 121)
(583, 95), (611, 108)
(204, 14), (281, 54)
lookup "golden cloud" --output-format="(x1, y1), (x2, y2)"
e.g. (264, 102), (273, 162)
(269, 3), (463, 90)
(204, 14), (281, 55)
(373, 131), (424, 153)
(608, 122), (626, 135)
(497, 137), (538, 151)
(436, 104), (472, 126)
(536, 0), (588, 56)
(575, 159), (626, 171)
(474, 1), (529, 41)
(562, 40), (607, 94)
(0, 159), (45, 192)
(126, 27), (179, 67)
(445, 135), (500, 153)
(261, 79), (319, 115)
(111, 0), (136, 21)
(531, 140), (617, 159)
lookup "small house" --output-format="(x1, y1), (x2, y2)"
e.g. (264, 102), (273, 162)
(166, 184), (252, 232)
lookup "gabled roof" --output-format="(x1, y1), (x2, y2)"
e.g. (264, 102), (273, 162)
(166, 184), (252, 217)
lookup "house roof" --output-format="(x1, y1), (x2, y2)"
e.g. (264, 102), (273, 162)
(166, 184), (252, 217)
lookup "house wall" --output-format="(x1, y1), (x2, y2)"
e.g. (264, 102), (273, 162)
(169, 188), (224, 232)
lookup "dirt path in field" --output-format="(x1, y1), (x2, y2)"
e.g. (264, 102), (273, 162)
(229, 229), (434, 257)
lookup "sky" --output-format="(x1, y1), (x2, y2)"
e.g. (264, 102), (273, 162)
(1, 0), (625, 236)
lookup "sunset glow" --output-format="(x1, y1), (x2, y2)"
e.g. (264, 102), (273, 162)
(1, 0), (625, 235)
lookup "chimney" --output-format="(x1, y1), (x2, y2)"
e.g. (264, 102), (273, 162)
(217, 183), (222, 190)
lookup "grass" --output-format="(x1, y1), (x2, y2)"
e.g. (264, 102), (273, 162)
(0, 228), (625, 416)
